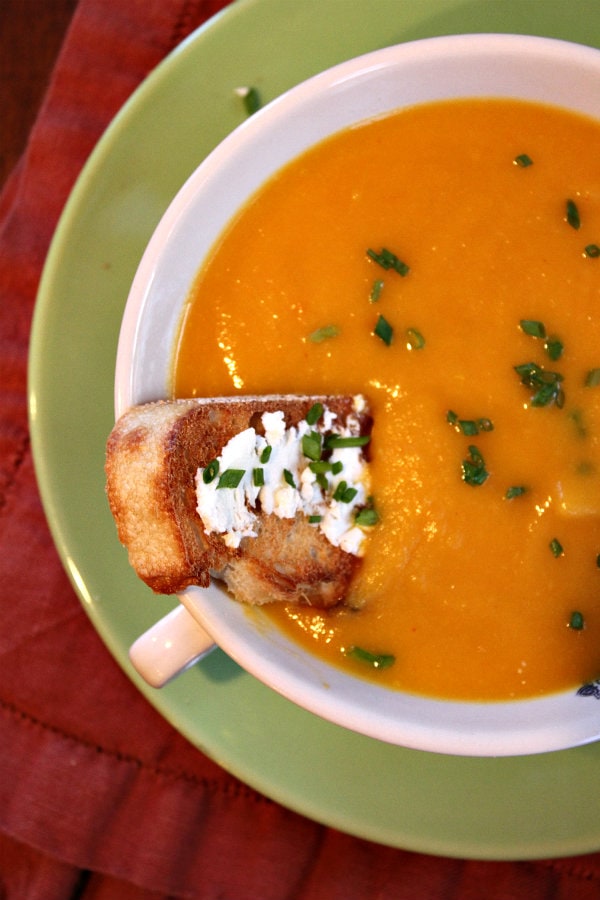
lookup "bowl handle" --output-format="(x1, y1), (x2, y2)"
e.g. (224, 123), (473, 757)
(129, 602), (215, 687)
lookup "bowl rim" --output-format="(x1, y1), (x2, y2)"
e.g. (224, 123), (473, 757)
(115, 32), (600, 756)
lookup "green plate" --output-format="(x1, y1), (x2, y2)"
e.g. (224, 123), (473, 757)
(29, 0), (600, 859)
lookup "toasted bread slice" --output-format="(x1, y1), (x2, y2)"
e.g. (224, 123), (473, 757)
(105, 395), (371, 607)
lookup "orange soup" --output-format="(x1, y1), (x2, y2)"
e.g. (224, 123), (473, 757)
(173, 99), (600, 701)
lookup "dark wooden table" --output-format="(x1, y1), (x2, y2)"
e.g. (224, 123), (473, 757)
(1, 0), (79, 189)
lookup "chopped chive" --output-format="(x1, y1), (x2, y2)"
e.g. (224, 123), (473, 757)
(253, 467), (264, 487)
(577, 460), (595, 477)
(569, 611), (585, 630)
(235, 85), (261, 116)
(505, 485), (527, 499)
(585, 368), (600, 387)
(569, 408), (588, 439)
(585, 243), (600, 258)
(302, 431), (322, 461)
(333, 481), (358, 503)
(544, 336), (564, 361)
(448, 413), (494, 435)
(550, 538), (564, 558)
(374, 314), (393, 345)
(331, 460), (344, 475)
(533, 383), (565, 408)
(202, 459), (219, 484)
(366, 247), (410, 276)
(370, 278), (384, 301)
(332, 480), (347, 502)
(406, 327), (425, 350)
(514, 362), (538, 379)
(514, 362), (565, 408)
(308, 324), (340, 343)
(309, 460), (332, 474)
(514, 153), (533, 167)
(260, 445), (272, 464)
(316, 472), (328, 491)
(308, 514), (322, 524)
(461, 445), (489, 487)
(217, 468), (245, 489)
(355, 506), (379, 527)
(566, 198), (581, 230)
(520, 319), (546, 339)
(324, 434), (371, 449)
(306, 402), (324, 426)
(346, 645), (395, 669)
(283, 469), (296, 488)
(458, 419), (479, 436)
(520, 319), (564, 362)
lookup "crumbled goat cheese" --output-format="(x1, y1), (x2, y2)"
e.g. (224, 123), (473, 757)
(195, 398), (372, 554)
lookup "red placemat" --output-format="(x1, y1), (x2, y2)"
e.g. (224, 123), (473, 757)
(3, 0), (600, 896)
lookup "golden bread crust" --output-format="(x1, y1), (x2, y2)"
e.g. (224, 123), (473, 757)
(105, 395), (369, 606)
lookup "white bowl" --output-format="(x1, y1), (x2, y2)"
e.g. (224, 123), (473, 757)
(117, 33), (600, 756)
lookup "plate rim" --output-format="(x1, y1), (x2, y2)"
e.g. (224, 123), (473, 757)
(28, 0), (600, 859)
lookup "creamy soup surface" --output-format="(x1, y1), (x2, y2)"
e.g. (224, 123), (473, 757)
(173, 99), (600, 701)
